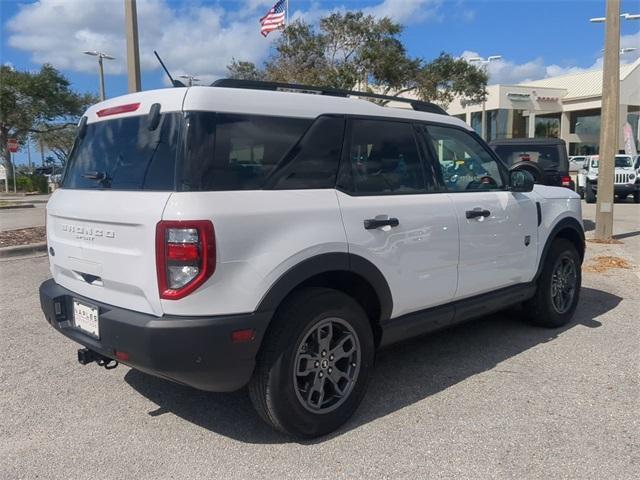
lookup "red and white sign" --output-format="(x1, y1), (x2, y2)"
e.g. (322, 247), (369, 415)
(7, 138), (19, 153)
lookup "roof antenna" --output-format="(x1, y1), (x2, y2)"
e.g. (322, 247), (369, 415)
(154, 50), (186, 88)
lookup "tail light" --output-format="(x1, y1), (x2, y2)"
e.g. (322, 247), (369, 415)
(156, 220), (215, 300)
(561, 175), (572, 188)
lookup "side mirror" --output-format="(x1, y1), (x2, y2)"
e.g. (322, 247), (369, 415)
(509, 169), (534, 192)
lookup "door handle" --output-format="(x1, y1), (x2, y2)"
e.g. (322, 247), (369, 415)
(364, 217), (400, 230)
(465, 209), (491, 219)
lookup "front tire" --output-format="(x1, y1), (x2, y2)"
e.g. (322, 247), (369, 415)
(249, 287), (374, 438)
(585, 182), (596, 203)
(524, 239), (581, 328)
(634, 191), (640, 203)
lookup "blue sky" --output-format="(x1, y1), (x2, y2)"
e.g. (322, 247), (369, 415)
(2, 0), (639, 164)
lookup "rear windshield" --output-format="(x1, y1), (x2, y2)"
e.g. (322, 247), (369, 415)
(492, 144), (566, 172)
(63, 113), (181, 190)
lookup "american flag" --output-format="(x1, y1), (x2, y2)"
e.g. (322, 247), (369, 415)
(260, 0), (286, 37)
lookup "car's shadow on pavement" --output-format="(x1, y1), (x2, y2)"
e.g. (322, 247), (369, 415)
(124, 287), (620, 445)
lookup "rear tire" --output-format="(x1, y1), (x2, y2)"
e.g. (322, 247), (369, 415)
(585, 182), (596, 203)
(249, 287), (374, 438)
(634, 191), (640, 204)
(524, 239), (581, 328)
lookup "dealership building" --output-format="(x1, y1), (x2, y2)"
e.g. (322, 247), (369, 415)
(446, 58), (640, 155)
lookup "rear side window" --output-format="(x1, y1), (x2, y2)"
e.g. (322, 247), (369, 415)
(63, 113), (181, 190)
(181, 113), (311, 191)
(342, 119), (427, 195)
(267, 116), (345, 189)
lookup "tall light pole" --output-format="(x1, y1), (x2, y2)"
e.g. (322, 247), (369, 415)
(124, 0), (142, 92)
(468, 55), (502, 140)
(83, 50), (115, 101)
(591, 5), (639, 240)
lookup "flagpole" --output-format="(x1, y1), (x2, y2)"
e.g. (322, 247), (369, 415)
(285, 0), (289, 29)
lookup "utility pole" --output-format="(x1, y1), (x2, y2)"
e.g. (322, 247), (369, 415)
(594, 0), (620, 240)
(124, 0), (142, 92)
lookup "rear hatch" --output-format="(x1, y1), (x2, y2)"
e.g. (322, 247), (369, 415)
(47, 89), (186, 315)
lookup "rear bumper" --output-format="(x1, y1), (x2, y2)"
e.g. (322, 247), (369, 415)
(39, 279), (272, 392)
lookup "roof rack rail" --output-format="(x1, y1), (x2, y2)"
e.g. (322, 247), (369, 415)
(211, 78), (448, 116)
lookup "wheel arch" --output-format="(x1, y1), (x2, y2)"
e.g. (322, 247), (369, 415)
(535, 217), (585, 280)
(256, 252), (393, 347)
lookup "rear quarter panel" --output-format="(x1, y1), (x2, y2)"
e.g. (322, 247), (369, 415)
(160, 190), (347, 316)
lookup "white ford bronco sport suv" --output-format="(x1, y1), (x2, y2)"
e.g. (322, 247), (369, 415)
(39, 80), (584, 438)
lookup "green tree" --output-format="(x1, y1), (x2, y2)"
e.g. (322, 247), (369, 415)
(227, 12), (487, 107)
(227, 59), (266, 81)
(32, 125), (77, 166)
(0, 64), (95, 173)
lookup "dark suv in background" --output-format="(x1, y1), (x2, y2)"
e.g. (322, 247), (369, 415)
(490, 138), (573, 190)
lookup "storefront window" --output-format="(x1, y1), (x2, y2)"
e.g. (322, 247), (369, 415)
(570, 109), (601, 135)
(470, 111), (482, 136)
(569, 143), (598, 155)
(535, 113), (561, 138)
(512, 110), (528, 138)
(486, 109), (509, 141)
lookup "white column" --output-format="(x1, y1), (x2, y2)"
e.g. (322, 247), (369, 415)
(560, 111), (571, 154)
(618, 104), (628, 152)
(528, 113), (536, 138)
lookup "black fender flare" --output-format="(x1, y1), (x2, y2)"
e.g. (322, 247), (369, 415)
(256, 252), (393, 322)
(535, 217), (585, 281)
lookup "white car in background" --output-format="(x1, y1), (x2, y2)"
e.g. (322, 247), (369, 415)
(569, 156), (587, 173)
(577, 154), (640, 203)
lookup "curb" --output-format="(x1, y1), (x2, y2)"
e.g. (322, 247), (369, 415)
(0, 204), (35, 210)
(0, 242), (47, 258)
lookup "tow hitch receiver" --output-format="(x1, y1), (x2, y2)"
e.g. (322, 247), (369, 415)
(77, 348), (119, 370)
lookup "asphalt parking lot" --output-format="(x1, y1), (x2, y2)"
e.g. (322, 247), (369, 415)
(1, 202), (638, 479)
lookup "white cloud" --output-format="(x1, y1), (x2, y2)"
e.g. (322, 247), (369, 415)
(5, 0), (445, 82)
(363, 0), (443, 24)
(462, 30), (640, 86)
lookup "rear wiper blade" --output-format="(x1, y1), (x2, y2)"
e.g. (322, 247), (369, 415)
(82, 171), (107, 181)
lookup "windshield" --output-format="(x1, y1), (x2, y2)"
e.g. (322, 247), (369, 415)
(63, 113), (181, 190)
(615, 156), (633, 168)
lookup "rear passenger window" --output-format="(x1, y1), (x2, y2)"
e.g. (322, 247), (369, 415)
(344, 119), (426, 195)
(267, 116), (344, 189)
(427, 125), (505, 191)
(181, 113), (311, 191)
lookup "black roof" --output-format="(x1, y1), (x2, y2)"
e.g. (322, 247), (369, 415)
(211, 78), (448, 116)
(489, 137), (566, 146)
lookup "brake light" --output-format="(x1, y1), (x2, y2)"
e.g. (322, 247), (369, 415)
(156, 220), (216, 300)
(96, 103), (140, 117)
(561, 175), (572, 187)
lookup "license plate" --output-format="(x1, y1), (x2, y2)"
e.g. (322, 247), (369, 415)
(73, 300), (100, 338)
